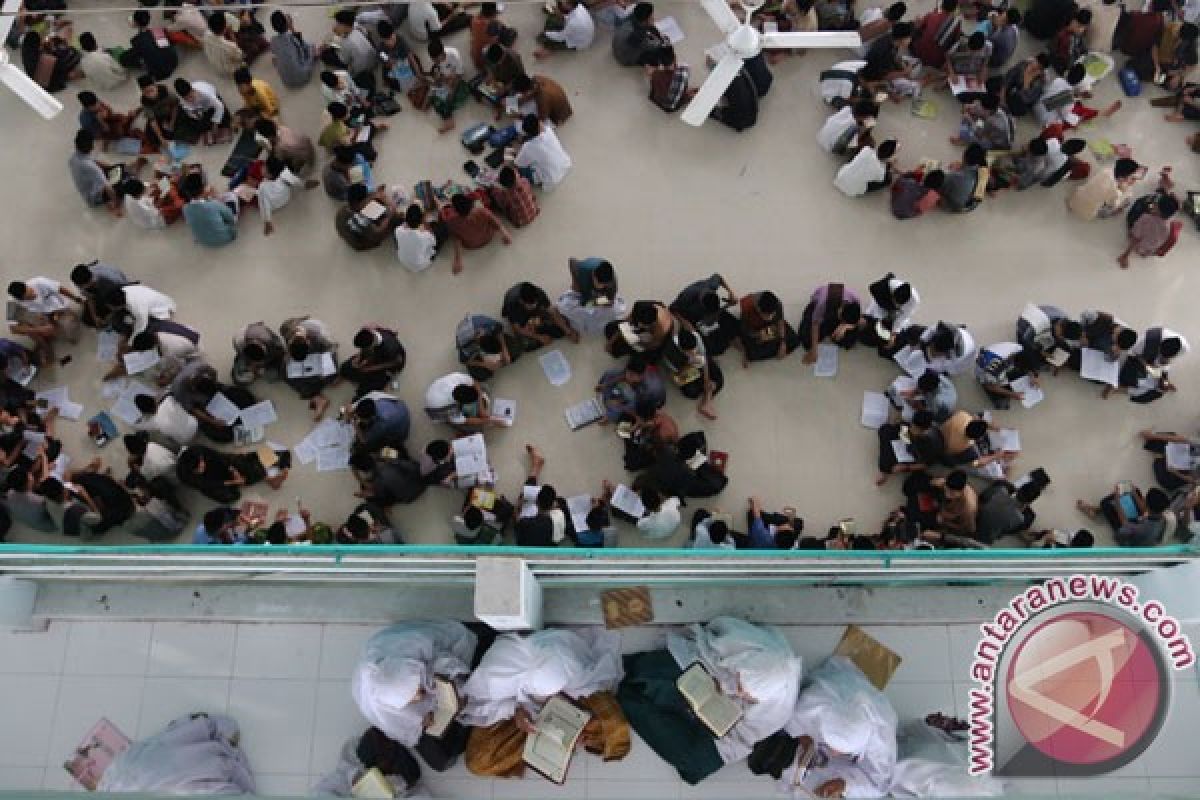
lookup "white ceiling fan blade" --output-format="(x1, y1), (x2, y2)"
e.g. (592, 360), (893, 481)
(699, 0), (741, 36)
(761, 31), (862, 49)
(0, 64), (65, 119)
(682, 53), (744, 127)
(0, 0), (20, 46)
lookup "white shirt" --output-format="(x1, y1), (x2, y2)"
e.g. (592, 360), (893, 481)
(1034, 76), (1080, 127)
(80, 50), (127, 90)
(257, 167), (302, 222)
(692, 517), (736, 550)
(637, 496), (682, 539)
(817, 106), (857, 154)
(140, 441), (177, 480)
(179, 80), (225, 122)
(515, 127), (572, 190)
(424, 372), (473, 413)
(406, 1), (442, 42)
(834, 146), (887, 197)
(864, 277), (920, 331)
(543, 3), (596, 50)
(820, 59), (867, 103)
(124, 194), (166, 230)
(123, 285), (176, 336)
(1133, 328), (1191, 362)
(156, 331), (199, 361)
(394, 226), (437, 272)
(19, 277), (68, 314)
(139, 395), (198, 445)
(1042, 137), (1068, 177)
(431, 47), (464, 80)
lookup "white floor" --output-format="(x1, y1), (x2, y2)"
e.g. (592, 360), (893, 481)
(1, 1), (1199, 548)
(0, 618), (1198, 797)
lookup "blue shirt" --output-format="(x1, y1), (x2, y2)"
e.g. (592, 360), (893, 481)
(183, 200), (238, 246)
(361, 399), (412, 451)
(748, 517), (776, 549)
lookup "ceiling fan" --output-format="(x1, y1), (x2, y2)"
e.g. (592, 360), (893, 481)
(682, 0), (860, 127)
(0, 0), (64, 119)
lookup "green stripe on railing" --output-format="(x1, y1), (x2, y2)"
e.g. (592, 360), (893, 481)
(0, 543), (1196, 557)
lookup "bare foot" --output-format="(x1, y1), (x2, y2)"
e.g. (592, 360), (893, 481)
(875, 472), (890, 486)
(438, 119), (456, 134)
(525, 444), (545, 474)
(1102, 100), (1122, 117)
(1075, 499), (1099, 519)
(533, 47), (551, 60)
(304, 179), (319, 190)
(309, 395), (330, 421)
(373, 121), (390, 133)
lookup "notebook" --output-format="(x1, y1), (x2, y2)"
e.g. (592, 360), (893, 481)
(63, 718), (130, 790)
(1080, 348), (1120, 387)
(610, 483), (645, 518)
(361, 200), (387, 221)
(565, 397), (604, 430)
(522, 695), (592, 784)
(861, 391), (890, 429)
(676, 662), (743, 738)
(426, 677), (460, 738)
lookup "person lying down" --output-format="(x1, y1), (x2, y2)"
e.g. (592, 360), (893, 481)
(97, 713), (255, 794)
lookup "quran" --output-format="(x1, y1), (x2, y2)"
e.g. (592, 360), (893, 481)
(522, 695), (592, 784)
(425, 677), (460, 738)
(676, 662), (742, 738)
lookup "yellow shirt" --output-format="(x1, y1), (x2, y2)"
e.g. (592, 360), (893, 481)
(240, 79), (280, 118)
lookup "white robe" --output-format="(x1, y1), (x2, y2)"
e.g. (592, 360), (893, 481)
(921, 324), (978, 376)
(888, 721), (1004, 797)
(667, 617), (802, 765)
(460, 628), (623, 727)
(781, 656), (898, 798)
(97, 714), (255, 794)
(351, 621), (478, 747)
(311, 736), (433, 798)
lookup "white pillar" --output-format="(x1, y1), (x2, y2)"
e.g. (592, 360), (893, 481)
(474, 558), (543, 631)
(0, 577), (38, 629)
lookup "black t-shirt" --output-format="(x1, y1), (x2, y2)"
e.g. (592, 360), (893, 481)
(514, 513), (555, 546)
(130, 29), (179, 80)
(502, 283), (551, 328)
(365, 330), (406, 368)
(669, 274), (723, 325)
(718, 71), (758, 131)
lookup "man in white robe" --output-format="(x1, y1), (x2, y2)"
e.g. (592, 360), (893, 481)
(351, 621), (477, 759)
(97, 714), (255, 794)
(780, 656), (898, 798)
(668, 617), (803, 769)
(460, 627), (629, 777)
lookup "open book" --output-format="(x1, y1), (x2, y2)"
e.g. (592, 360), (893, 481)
(426, 677), (460, 738)
(522, 695), (592, 784)
(676, 662), (743, 738)
(351, 766), (396, 798)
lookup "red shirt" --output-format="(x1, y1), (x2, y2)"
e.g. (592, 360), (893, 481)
(493, 176), (539, 228)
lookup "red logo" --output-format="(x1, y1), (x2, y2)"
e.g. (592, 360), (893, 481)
(1005, 610), (1167, 768)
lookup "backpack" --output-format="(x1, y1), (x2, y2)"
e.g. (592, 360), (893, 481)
(1118, 65), (1142, 96)
(460, 123), (493, 153)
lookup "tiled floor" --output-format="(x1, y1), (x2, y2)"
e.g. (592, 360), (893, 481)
(2, 619), (1198, 797)
(1, 1), (1198, 549)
